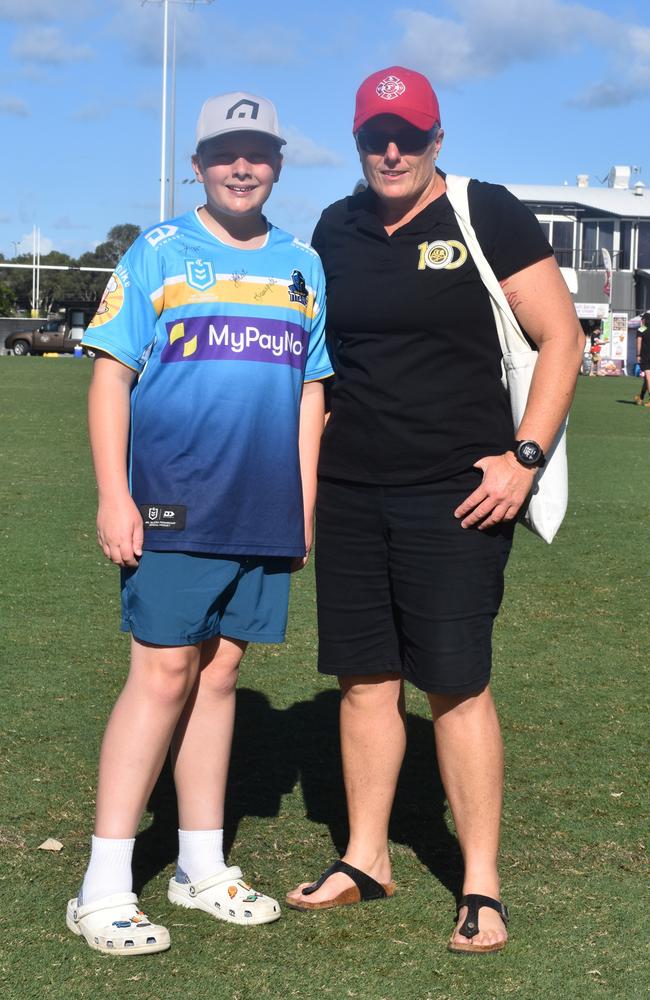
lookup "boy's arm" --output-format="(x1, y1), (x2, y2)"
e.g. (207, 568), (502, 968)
(88, 353), (143, 567)
(293, 379), (326, 571)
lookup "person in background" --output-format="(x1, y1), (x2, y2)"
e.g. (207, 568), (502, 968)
(634, 311), (650, 404)
(589, 331), (602, 376)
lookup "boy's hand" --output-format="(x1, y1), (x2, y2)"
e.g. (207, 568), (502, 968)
(96, 495), (144, 567)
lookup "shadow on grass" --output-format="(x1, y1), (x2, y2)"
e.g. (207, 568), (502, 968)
(133, 687), (461, 900)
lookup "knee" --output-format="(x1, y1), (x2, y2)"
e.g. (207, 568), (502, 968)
(428, 684), (493, 722)
(340, 673), (403, 712)
(137, 649), (199, 706)
(198, 642), (244, 698)
(198, 658), (240, 698)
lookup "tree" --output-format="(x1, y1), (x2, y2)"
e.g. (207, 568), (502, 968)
(93, 224), (142, 267)
(0, 282), (16, 316)
(0, 223), (142, 312)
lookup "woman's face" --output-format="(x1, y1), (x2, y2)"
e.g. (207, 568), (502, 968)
(356, 114), (444, 208)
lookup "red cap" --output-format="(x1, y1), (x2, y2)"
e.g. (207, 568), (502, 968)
(353, 66), (441, 134)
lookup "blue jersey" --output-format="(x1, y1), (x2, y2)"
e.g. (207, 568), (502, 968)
(82, 209), (332, 557)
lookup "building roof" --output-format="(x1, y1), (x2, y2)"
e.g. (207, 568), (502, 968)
(504, 183), (650, 218)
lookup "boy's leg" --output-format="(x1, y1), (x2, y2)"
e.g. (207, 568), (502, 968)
(171, 635), (246, 881)
(69, 638), (201, 955)
(166, 557), (288, 925)
(172, 635), (246, 831)
(95, 639), (202, 838)
(81, 639), (202, 903)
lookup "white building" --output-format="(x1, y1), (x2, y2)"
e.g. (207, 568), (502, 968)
(507, 166), (649, 338)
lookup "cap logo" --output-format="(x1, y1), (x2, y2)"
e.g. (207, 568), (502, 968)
(376, 75), (406, 101)
(226, 99), (260, 121)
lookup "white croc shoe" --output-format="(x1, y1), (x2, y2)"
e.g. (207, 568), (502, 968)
(167, 866), (281, 925)
(66, 892), (171, 955)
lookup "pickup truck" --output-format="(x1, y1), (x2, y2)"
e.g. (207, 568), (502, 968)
(5, 306), (95, 356)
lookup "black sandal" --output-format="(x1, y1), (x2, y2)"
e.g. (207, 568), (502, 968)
(448, 893), (509, 953)
(286, 860), (396, 911)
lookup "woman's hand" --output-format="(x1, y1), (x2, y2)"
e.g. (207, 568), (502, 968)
(454, 453), (536, 530)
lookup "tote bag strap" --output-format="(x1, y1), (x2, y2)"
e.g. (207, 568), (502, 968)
(444, 174), (532, 356)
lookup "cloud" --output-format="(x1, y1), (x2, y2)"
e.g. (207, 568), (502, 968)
(394, 0), (650, 107)
(109, 0), (299, 69)
(219, 25), (301, 66)
(51, 216), (89, 231)
(12, 25), (93, 64)
(0, 95), (29, 116)
(17, 231), (54, 255)
(282, 127), (344, 168)
(0, 0), (91, 19)
(72, 103), (106, 122)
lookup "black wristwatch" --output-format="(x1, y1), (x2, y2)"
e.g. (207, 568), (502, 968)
(513, 439), (546, 469)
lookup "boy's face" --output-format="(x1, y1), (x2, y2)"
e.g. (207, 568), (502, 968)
(192, 132), (282, 221)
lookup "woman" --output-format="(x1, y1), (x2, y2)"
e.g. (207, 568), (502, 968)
(286, 66), (584, 953)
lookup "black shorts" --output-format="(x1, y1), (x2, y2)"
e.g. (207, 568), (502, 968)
(316, 474), (514, 695)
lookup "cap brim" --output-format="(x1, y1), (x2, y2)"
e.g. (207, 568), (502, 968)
(197, 126), (286, 148)
(354, 107), (439, 133)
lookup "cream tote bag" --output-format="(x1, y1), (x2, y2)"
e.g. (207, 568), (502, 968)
(444, 174), (569, 543)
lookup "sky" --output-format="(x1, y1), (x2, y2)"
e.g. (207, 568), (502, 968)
(1, 0), (650, 260)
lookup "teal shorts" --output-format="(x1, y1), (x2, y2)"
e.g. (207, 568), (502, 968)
(120, 551), (291, 647)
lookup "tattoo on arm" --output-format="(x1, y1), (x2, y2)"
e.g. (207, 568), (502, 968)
(500, 279), (522, 312)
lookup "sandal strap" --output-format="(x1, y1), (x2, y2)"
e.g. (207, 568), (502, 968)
(456, 894), (509, 940)
(73, 892), (139, 922)
(184, 866), (243, 896)
(302, 860), (388, 901)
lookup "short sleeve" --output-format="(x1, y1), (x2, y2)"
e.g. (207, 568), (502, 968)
(311, 215), (327, 260)
(81, 236), (162, 372)
(469, 181), (554, 282)
(303, 254), (333, 383)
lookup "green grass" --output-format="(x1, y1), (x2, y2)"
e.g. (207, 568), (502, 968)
(1, 360), (648, 1000)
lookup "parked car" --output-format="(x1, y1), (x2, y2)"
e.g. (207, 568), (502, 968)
(5, 306), (95, 356)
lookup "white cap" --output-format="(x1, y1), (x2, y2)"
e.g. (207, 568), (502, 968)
(195, 92), (286, 148)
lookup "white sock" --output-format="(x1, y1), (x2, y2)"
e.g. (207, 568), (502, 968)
(175, 828), (226, 884)
(79, 835), (135, 906)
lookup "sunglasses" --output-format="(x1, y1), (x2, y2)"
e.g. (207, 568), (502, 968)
(356, 125), (438, 155)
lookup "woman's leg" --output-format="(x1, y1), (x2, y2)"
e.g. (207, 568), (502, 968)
(287, 673), (405, 903)
(428, 685), (508, 949)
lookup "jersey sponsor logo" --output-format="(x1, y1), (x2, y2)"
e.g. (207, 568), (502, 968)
(376, 75), (406, 101)
(161, 314), (307, 369)
(89, 271), (125, 328)
(288, 269), (308, 306)
(145, 224), (178, 248)
(185, 258), (216, 292)
(417, 239), (468, 271)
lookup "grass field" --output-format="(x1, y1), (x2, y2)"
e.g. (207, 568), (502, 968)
(1, 358), (648, 1000)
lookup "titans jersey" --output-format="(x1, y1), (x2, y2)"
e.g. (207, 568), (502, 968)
(82, 209), (332, 557)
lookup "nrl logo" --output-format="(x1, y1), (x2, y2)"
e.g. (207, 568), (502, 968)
(288, 269), (308, 306)
(185, 258), (216, 292)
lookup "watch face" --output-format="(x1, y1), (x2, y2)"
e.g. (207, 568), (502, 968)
(517, 440), (542, 466)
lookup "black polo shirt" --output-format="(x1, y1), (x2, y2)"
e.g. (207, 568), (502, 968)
(314, 178), (553, 485)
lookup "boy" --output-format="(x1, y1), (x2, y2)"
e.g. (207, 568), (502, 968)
(66, 92), (332, 955)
